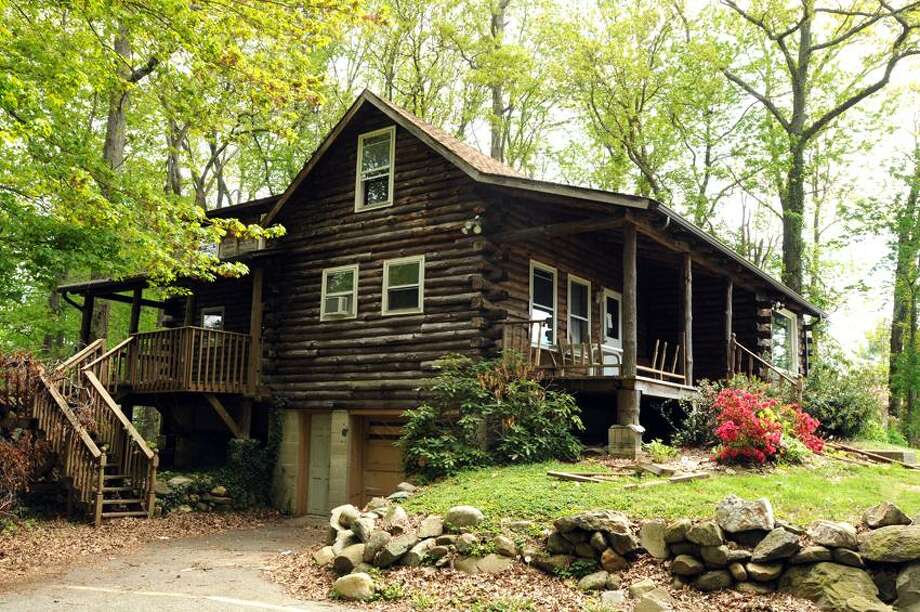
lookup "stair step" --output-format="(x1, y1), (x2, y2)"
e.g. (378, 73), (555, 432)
(101, 511), (149, 518)
(103, 474), (129, 480)
(102, 486), (134, 493)
(101, 498), (143, 505)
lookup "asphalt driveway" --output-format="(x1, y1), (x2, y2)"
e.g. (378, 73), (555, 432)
(0, 518), (345, 612)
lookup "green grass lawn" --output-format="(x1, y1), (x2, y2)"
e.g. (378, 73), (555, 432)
(403, 459), (920, 530)
(848, 439), (918, 453)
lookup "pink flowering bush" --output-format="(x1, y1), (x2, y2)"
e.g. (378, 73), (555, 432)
(712, 388), (824, 464)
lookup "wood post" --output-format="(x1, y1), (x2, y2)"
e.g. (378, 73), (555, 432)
(682, 254), (693, 386)
(128, 288), (142, 335)
(94, 452), (106, 527)
(622, 222), (637, 380)
(724, 279), (733, 378)
(79, 295), (95, 348)
(239, 398), (253, 438)
(248, 268), (264, 396)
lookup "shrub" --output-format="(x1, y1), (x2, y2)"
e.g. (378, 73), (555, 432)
(643, 439), (678, 463)
(401, 353), (583, 481)
(0, 432), (49, 519)
(802, 361), (882, 439)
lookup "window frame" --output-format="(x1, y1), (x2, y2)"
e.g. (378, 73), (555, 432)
(529, 259), (558, 347)
(567, 274), (591, 345)
(771, 308), (800, 375)
(320, 263), (360, 321)
(354, 126), (397, 212)
(200, 306), (225, 330)
(382, 255), (425, 316)
(602, 288), (623, 350)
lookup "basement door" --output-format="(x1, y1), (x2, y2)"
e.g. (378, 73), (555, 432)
(353, 417), (405, 505)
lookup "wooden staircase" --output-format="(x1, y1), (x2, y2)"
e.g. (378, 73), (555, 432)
(32, 339), (158, 525)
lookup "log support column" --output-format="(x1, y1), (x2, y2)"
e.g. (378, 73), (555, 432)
(724, 279), (733, 378)
(128, 288), (142, 335)
(610, 222), (642, 458)
(248, 267), (264, 397)
(682, 254), (693, 386)
(79, 295), (95, 348)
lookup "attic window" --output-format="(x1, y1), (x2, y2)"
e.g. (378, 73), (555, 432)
(355, 126), (395, 211)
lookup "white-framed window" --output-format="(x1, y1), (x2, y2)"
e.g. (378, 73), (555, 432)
(529, 260), (557, 347)
(771, 308), (799, 374)
(321, 264), (359, 321)
(382, 255), (424, 315)
(200, 307), (225, 330)
(567, 274), (591, 345)
(602, 289), (622, 349)
(355, 126), (396, 211)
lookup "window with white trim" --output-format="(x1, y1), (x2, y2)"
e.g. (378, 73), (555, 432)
(568, 275), (591, 345)
(200, 307), (224, 330)
(771, 309), (799, 374)
(355, 126), (396, 211)
(321, 264), (359, 320)
(529, 260), (557, 346)
(382, 256), (424, 315)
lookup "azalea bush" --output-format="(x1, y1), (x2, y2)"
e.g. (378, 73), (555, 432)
(712, 388), (824, 465)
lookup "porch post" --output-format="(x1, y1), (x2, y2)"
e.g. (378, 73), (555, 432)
(128, 288), (142, 335)
(79, 294), (95, 348)
(724, 278), (733, 378)
(248, 267), (264, 396)
(682, 254), (693, 385)
(611, 221), (641, 458)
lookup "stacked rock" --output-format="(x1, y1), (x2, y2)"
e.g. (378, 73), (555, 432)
(530, 511), (640, 576)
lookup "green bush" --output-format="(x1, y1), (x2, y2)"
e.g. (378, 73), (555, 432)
(400, 353), (583, 481)
(802, 362), (882, 439)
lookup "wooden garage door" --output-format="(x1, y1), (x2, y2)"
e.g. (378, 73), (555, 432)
(361, 419), (405, 504)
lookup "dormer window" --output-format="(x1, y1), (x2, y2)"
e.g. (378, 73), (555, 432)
(355, 126), (395, 211)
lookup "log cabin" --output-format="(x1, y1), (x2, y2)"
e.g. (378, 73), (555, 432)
(50, 90), (823, 520)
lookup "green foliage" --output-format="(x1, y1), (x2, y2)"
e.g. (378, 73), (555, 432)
(803, 361), (883, 439)
(213, 410), (282, 509)
(643, 439), (678, 463)
(400, 353), (584, 481)
(553, 557), (598, 579)
(469, 597), (537, 612)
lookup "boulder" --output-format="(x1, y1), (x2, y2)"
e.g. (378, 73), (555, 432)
(716, 495), (775, 533)
(374, 533), (418, 567)
(396, 481), (417, 493)
(365, 497), (388, 512)
(176, 504), (193, 514)
(429, 545), (450, 560)
(833, 548), (865, 568)
(167, 475), (193, 488)
(628, 578), (658, 598)
(154, 481), (173, 496)
(547, 531), (574, 554)
(635, 587), (674, 612)
(727, 529), (769, 548)
(607, 530), (640, 556)
(402, 538), (435, 567)
(664, 518), (692, 544)
(210, 485), (227, 496)
(590, 531), (608, 552)
(363, 530), (391, 563)
(333, 543), (365, 575)
(436, 534), (457, 546)
(671, 554), (704, 577)
(700, 545), (730, 567)
(312, 546), (335, 567)
(574, 542), (596, 559)
(790, 546), (833, 565)
(687, 521), (724, 546)
(735, 582), (775, 595)
(493, 535), (517, 558)
(352, 517), (375, 543)
(808, 520), (858, 549)
(331, 504), (361, 529)
(531, 553), (574, 574)
(600, 590), (627, 608)
(896, 562), (920, 610)
(859, 525), (920, 563)
(746, 562), (783, 582)
(864, 502), (912, 529)
(379, 503), (409, 532)
(456, 532), (479, 555)
(418, 515), (444, 539)
(780, 562), (892, 612)
(751, 528), (800, 562)
(669, 542), (700, 557)
(578, 570), (610, 591)
(387, 490), (411, 501)
(728, 562), (747, 582)
(601, 548), (629, 572)
(776, 519), (806, 535)
(561, 529), (588, 544)
(455, 554), (512, 575)
(555, 510), (632, 535)
(445, 505), (484, 529)
(694, 570), (733, 592)
(727, 549), (751, 563)
(640, 520), (670, 559)
(333, 572), (375, 601)
(332, 529), (358, 554)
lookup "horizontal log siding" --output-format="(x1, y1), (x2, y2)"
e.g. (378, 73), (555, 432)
(188, 277), (253, 334)
(262, 105), (488, 411)
(691, 267), (727, 382)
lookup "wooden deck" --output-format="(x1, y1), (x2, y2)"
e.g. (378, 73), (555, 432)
(86, 326), (253, 396)
(551, 374), (699, 400)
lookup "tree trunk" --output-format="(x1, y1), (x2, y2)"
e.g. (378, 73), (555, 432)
(780, 140), (806, 292)
(488, 0), (511, 162)
(166, 119), (184, 196)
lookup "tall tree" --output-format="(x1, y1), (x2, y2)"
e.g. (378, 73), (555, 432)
(721, 0), (920, 292)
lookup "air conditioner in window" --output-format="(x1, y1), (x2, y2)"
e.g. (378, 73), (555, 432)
(325, 295), (352, 316)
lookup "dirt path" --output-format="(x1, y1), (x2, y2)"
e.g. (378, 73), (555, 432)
(0, 517), (347, 611)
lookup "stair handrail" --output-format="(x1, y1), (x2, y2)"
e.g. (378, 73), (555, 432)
(37, 370), (102, 459)
(730, 334), (804, 401)
(82, 370), (154, 460)
(54, 339), (107, 374)
(83, 336), (135, 389)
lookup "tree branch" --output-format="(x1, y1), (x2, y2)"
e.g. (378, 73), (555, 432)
(722, 70), (791, 130)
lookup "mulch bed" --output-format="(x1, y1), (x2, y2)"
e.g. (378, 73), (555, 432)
(0, 510), (280, 589)
(269, 544), (820, 611)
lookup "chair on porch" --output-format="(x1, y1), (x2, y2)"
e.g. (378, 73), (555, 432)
(555, 339), (607, 376)
(636, 339), (686, 384)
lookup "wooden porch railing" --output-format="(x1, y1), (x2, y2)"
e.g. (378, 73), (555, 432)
(729, 334), (804, 401)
